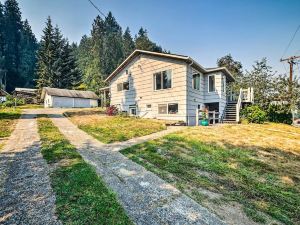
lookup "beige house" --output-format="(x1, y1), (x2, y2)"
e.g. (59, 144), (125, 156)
(104, 50), (253, 125)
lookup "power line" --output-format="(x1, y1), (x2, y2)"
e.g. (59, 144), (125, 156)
(87, 0), (106, 18)
(281, 24), (300, 58)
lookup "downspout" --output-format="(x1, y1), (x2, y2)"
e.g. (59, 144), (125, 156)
(187, 58), (194, 126)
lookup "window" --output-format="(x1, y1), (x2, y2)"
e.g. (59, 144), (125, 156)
(158, 103), (178, 114)
(117, 82), (129, 91)
(154, 70), (172, 90)
(221, 75), (226, 93)
(129, 105), (137, 115)
(146, 104), (152, 109)
(193, 73), (200, 90)
(168, 103), (178, 114)
(208, 75), (215, 92)
(158, 104), (167, 114)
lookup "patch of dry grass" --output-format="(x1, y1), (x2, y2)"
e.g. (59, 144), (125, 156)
(0, 108), (21, 139)
(65, 111), (166, 143)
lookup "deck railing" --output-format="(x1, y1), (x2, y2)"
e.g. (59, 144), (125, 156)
(228, 87), (254, 103)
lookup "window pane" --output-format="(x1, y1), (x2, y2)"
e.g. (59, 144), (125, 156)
(155, 73), (162, 90)
(193, 74), (200, 90)
(209, 76), (215, 92)
(163, 70), (172, 89)
(117, 83), (123, 91)
(168, 103), (178, 114)
(158, 104), (167, 114)
(123, 82), (129, 90)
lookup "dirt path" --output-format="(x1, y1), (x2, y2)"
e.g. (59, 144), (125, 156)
(44, 109), (225, 225)
(0, 110), (60, 225)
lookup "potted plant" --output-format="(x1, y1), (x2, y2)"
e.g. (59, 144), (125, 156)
(201, 110), (209, 126)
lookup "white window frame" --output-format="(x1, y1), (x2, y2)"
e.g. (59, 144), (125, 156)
(192, 73), (201, 91)
(208, 75), (216, 93)
(117, 81), (129, 92)
(153, 70), (172, 91)
(158, 103), (178, 114)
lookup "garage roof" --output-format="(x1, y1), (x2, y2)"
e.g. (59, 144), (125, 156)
(41, 87), (99, 100)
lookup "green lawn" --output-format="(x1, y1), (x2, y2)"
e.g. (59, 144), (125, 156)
(121, 124), (300, 225)
(65, 111), (166, 143)
(0, 108), (21, 139)
(37, 115), (132, 224)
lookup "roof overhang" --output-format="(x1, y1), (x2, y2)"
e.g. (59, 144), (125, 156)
(105, 49), (235, 83)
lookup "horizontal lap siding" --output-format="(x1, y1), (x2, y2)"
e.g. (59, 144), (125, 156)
(110, 55), (188, 122)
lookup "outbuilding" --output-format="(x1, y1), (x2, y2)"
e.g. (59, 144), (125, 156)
(41, 87), (98, 108)
(0, 89), (8, 103)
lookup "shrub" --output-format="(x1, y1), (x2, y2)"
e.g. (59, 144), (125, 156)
(1, 95), (26, 108)
(241, 105), (267, 124)
(106, 105), (118, 116)
(267, 104), (292, 124)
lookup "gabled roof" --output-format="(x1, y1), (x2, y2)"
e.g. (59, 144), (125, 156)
(0, 89), (8, 96)
(41, 87), (98, 100)
(105, 49), (235, 82)
(14, 88), (37, 93)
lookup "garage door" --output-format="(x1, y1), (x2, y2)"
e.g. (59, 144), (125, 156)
(74, 98), (90, 108)
(52, 96), (73, 108)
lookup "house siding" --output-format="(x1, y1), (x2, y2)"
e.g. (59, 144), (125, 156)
(110, 54), (188, 122)
(44, 93), (98, 108)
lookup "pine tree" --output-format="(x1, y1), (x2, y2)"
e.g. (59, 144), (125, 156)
(3, 0), (23, 92)
(123, 27), (135, 58)
(135, 27), (162, 52)
(19, 19), (38, 87)
(101, 12), (124, 77)
(36, 16), (55, 89)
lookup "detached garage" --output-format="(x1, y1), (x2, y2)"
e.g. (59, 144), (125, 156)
(41, 87), (98, 108)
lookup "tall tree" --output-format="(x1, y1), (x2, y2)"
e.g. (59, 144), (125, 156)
(122, 27), (135, 58)
(36, 16), (55, 89)
(3, 0), (23, 92)
(0, 2), (5, 89)
(19, 19), (38, 87)
(135, 27), (162, 52)
(101, 12), (124, 77)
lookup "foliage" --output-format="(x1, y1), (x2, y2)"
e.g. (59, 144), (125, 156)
(267, 104), (292, 124)
(241, 105), (267, 124)
(37, 116), (133, 224)
(135, 27), (163, 52)
(106, 105), (118, 116)
(0, 107), (20, 138)
(36, 17), (81, 90)
(0, 94), (25, 107)
(0, 0), (38, 92)
(122, 125), (300, 225)
(66, 111), (166, 143)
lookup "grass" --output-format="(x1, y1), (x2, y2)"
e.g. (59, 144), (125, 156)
(0, 108), (21, 139)
(65, 111), (166, 143)
(17, 104), (43, 109)
(37, 115), (132, 225)
(121, 123), (300, 225)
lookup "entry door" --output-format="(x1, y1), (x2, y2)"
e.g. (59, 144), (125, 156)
(129, 105), (137, 115)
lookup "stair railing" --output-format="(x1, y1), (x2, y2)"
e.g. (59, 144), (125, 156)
(236, 88), (243, 122)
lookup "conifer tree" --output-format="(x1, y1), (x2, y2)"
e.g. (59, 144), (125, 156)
(123, 27), (135, 58)
(135, 27), (162, 52)
(0, 2), (5, 89)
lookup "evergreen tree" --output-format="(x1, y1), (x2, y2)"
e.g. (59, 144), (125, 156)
(0, 2), (5, 89)
(3, 0), (23, 92)
(101, 12), (124, 76)
(122, 27), (135, 58)
(135, 27), (162, 52)
(19, 19), (38, 87)
(36, 16), (55, 89)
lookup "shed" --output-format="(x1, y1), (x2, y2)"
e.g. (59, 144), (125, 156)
(0, 89), (8, 103)
(13, 88), (38, 104)
(41, 87), (99, 108)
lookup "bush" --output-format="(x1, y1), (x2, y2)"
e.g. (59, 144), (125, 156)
(241, 105), (267, 124)
(1, 95), (26, 108)
(267, 104), (292, 124)
(106, 105), (118, 116)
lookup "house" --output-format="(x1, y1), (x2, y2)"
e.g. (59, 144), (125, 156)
(0, 89), (8, 103)
(13, 88), (38, 104)
(103, 50), (253, 126)
(41, 87), (98, 108)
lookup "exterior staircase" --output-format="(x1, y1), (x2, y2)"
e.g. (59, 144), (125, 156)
(222, 102), (238, 124)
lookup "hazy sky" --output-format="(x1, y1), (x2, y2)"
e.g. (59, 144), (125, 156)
(8, 0), (300, 76)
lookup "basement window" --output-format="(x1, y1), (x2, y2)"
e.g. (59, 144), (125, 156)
(158, 104), (167, 114)
(168, 103), (178, 114)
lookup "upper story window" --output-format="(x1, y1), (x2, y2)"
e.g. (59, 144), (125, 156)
(154, 70), (172, 90)
(221, 75), (226, 93)
(193, 73), (200, 90)
(208, 75), (215, 92)
(117, 82), (129, 91)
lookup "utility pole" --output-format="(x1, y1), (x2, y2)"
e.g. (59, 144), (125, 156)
(280, 55), (300, 94)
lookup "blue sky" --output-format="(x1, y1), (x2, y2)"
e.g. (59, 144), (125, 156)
(12, 0), (300, 75)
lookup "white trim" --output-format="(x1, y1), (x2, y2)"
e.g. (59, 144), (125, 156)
(153, 69), (172, 91)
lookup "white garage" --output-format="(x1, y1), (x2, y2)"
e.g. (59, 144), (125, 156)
(41, 87), (98, 108)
